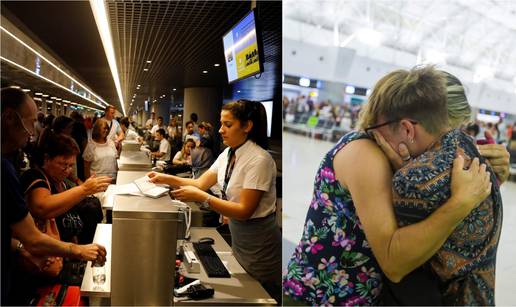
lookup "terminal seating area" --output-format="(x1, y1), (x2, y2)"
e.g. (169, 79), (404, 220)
(283, 112), (350, 142)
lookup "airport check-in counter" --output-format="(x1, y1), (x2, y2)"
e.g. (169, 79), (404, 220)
(121, 139), (141, 151)
(117, 150), (152, 171)
(111, 191), (184, 305)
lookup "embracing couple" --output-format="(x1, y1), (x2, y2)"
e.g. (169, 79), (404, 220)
(283, 65), (508, 305)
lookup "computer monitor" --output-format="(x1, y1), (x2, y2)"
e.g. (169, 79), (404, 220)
(260, 100), (273, 137)
(222, 9), (264, 84)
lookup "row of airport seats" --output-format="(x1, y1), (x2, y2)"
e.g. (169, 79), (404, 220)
(283, 112), (349, 142)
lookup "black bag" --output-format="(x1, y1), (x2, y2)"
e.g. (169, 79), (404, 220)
(75, 196), (103, 244)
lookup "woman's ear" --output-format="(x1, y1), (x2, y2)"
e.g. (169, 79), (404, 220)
(243, 120), (253, 133)
(399, 119), (416, 142)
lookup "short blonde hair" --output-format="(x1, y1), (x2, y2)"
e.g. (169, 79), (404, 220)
(358, 65), (448, 135)
(92, 118), (109, 141)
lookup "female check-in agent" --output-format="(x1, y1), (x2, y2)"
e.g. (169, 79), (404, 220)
(148, 100), (281, 302)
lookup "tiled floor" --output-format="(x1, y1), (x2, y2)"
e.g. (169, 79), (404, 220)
(282, 132), (516, 305)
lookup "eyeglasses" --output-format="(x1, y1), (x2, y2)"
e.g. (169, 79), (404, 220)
(55, 161), (75, 171)
(365, 119), (418, 137)
(14, 111), (34, 136)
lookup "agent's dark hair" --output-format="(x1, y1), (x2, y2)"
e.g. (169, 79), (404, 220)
(157, 116), (164, 121)
(185, 120), (194, 128)
(1, 87), (30, 113)
(466, 123), (480, 137)
(52, 115), (74, 135)
(222, 99), (268, 149)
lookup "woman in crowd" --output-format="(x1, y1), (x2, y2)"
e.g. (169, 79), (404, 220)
(172, 138), (195, 167)
(120, 117), (139, 141)
(148, 100), (281, 303)
(20, 132), (112, 243)
(283, 67), (506, 305)
(83, 118), (118, 182)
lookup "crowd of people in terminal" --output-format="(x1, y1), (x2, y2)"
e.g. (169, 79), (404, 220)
(2, 87), (282, 304)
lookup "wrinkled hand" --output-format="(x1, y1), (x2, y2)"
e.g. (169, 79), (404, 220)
(372, 131), (411, 170)
(171, 185), (205, 202)
(147, 171), (178, 186)
(77, 243), (107, 265)
(478, 144), (510, 183)
(450, 156), (492, 215)
(81, 175), (112, 195)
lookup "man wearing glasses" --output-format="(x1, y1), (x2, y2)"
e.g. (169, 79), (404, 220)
(1, 88), (107, 305)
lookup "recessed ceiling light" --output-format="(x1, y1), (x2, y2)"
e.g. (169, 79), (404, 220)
(56, 98), (62, 101)
(144, 68), (148, 71)
(35, 92), (42, 95)
(237, 90), (241, 93)
(146, 60), (152, 64)
(10, 85), (20, 89)
(202, 70), (208, 74)
(214, 64), (220, 67)
(173, 88), (176, 91)
(22, 89), (30, 92)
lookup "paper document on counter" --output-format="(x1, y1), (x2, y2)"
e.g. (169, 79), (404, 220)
(134, 175), (169, 198)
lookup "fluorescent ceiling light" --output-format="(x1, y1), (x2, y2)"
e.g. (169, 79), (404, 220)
(10, 85), (20, 89)
(89, 0), (126, 116)
(143, 68), (148, 71)
(42, 94), (49, 97)
(214, 63), (220, 67)
(35, 92), (42, 95)
(22, 89), (30, 92)
(146, 60), (152, 64)
(345, 85), (355, 94)
(1, 26), (109, 107)
(202, 70), (208, 74)
(356, 28), (384, 47)
(33, 97), (42, 101)
(299, 77), (311, 87)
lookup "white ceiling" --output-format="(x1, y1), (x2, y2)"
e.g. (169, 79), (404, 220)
(284, 0), (516, 88)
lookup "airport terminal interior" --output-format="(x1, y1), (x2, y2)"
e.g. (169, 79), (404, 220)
(1, 0), (516, 306)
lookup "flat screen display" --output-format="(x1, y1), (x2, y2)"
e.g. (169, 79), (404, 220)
(223, 10), (263, 83)
(260, 100), (273, 137)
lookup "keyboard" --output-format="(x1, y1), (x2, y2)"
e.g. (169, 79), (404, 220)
(192, 243), (230, 278)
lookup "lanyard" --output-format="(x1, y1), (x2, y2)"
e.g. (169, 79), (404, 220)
(221, 142), (245, 200)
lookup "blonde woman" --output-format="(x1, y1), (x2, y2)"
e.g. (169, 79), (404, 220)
(83, 118), (118, 182)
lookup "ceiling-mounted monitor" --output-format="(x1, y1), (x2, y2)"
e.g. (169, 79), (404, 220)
(223, 9), (264, 84)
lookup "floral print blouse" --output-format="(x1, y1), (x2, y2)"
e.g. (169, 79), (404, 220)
(283, 131), (383, 306)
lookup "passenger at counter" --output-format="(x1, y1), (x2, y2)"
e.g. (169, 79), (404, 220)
(102, 105), (125, 151)
(151, 128), (172, 162)
(145, 112), (157, 128)
(1, 88), (106, 305)
(149, 100), (281, 303)
(22, 130), (112, 243)
(172, 138), (195, 166)
(120, 117), (139, 141)
(83, 118), (118, 181)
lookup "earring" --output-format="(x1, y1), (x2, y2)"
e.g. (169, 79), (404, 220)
(409, 138), (415, 144)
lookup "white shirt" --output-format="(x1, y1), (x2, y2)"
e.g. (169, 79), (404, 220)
(158, 138), (171, 161)
(150, 124), (166, 136)
(209, 140), (276, 219)
(125, 129), (139, 141)
(145, 118), (156, 128)
(105, 118), (121, 143)
(83, 140), (118, 179)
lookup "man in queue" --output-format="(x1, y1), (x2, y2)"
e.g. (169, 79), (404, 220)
(1, 88), (107, 304)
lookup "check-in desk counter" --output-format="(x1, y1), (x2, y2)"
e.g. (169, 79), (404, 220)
(121, 139), (141, 151)
(111, 189), (185, 305)
(177, 227), (276, 305)
(102, 170), (206, 227)
(80, 224), (112, 300)
(117, 150), (152, 171)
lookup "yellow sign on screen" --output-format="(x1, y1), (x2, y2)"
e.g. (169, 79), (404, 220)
(235, 42), (260, 79)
